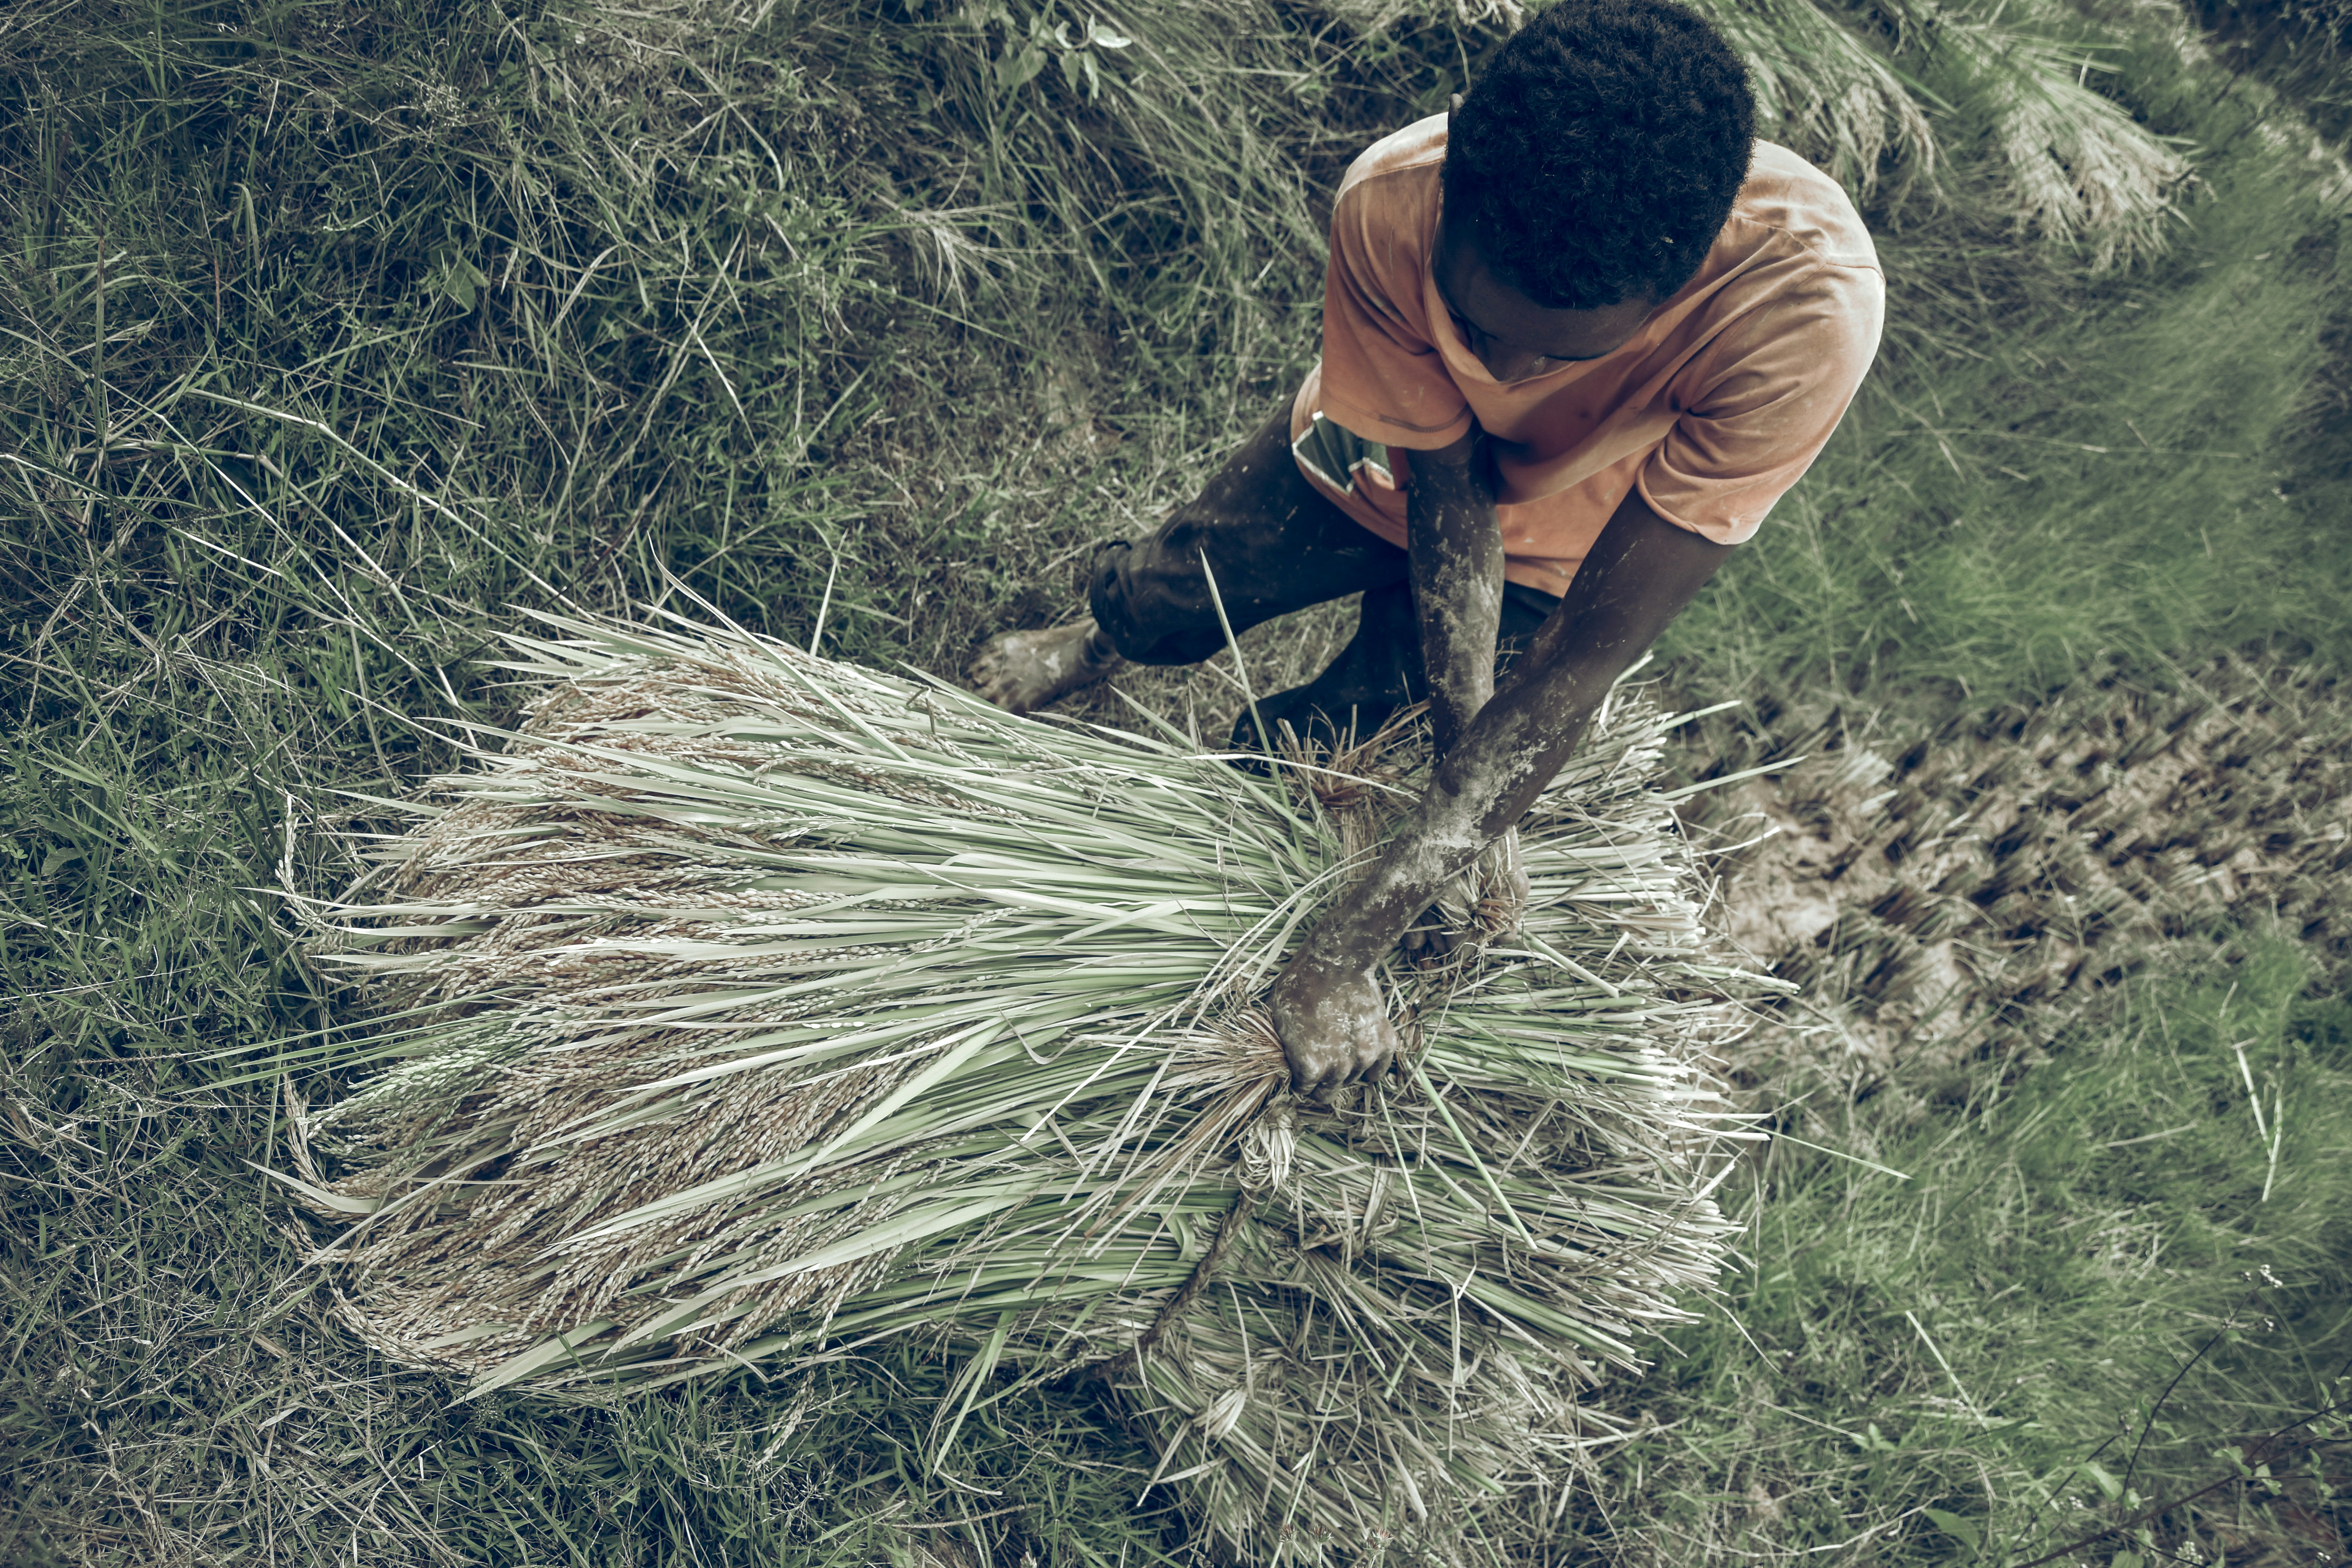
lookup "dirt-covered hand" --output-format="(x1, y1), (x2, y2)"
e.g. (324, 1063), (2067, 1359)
(1268, 956), (1399, 1101)
(1399, 826), (1530, 962)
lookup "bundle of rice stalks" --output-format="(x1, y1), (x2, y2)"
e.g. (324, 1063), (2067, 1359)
(265, 610), (1773, 1563)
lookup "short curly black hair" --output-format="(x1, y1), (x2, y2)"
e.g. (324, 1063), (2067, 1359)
(1443, 0), (1756, 310)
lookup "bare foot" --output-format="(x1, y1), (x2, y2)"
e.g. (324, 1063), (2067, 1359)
(970, 617), (1123, 714)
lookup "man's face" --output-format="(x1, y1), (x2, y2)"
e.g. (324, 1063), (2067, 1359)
(1432, 212), (1655, 386)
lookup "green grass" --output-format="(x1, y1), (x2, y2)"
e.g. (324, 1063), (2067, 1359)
(3, 0), (2350, 1561)
(1566, 930), (2352, 1564)
(1654, 11), (2352, 711)
(1668, 178), (2348, 702)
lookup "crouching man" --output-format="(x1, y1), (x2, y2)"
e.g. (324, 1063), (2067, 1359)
(971, 0), (1883, 1098)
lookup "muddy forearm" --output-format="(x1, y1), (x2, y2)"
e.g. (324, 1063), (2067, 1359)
(1294, 660), (1604, 969)
(1294, 487), (1734, 973)
(1406, 440), (1504, 760)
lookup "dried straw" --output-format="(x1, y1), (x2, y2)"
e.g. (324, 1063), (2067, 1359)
(268, 608), (1775, 1563)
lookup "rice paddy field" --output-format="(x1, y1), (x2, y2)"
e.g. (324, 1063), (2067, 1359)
(3, 0), (2350, 1564)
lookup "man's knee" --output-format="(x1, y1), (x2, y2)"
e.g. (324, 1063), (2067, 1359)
(1077, 400), (1403, 667)
(1087, 537), (1225, 667)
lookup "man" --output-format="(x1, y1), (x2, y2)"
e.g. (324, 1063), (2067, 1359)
(971, 0), (1883, 1099)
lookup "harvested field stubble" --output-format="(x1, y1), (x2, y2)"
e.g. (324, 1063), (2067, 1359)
(1524, 670), (2352, 1568)
(1677, 655), (2352, 1101)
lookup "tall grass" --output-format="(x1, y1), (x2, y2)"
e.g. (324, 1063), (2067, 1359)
(1665, 156), (2349, 704)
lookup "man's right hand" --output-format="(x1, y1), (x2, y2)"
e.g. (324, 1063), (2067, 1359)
(1268, 953), (1400, 1101)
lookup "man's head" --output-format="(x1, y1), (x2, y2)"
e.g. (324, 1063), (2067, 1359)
(1438, 0), (1756, 383)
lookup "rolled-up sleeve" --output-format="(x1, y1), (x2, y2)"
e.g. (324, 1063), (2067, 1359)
(1314, 178), (1475, 452)
(1637, 261), (1885, 544)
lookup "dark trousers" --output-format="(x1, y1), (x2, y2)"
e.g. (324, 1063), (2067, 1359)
(1087, 406), (1560, 750)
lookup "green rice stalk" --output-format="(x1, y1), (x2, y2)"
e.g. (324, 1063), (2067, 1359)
(269, 609), (1777, 1563)
(1682, 0), (1938, 200)
(1895, 0), (2192, 267)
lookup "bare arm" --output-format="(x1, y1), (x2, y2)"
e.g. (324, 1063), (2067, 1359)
(1406, 430), (1503, 760)
(1270, 484), (1734, 1096)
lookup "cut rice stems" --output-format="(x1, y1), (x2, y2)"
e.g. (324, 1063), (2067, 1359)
(267, 610), (1777, 1564)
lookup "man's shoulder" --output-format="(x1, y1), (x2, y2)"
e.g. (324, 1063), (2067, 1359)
(1332, 129), (1878, 277)
(1722, 143), (1880, 273)
(1336, 114), (1449, 205)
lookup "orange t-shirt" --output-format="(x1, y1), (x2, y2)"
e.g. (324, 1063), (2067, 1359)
(1289, 115), (1884, 597)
